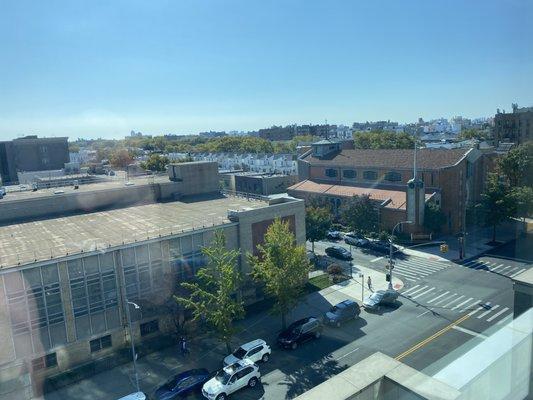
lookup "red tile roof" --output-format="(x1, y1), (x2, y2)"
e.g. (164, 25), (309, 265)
(288, 180), (434, 210)
(302, 148), (470, 170)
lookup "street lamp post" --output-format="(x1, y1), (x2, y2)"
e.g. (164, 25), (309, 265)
(389, 221), (413, 289)
(125, 299), (141, 393)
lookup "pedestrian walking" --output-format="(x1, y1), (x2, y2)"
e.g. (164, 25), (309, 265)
(367, 276), (372, 291)
(180, 336), (188, 356)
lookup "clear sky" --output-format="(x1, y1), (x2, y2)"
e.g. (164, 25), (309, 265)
(0, 0), (532, 140)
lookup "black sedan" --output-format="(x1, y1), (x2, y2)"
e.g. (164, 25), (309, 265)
(152, 369), (210, 399)
(325, 246), (353, 260)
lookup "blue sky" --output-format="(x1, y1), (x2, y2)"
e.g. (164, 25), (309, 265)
(0, 0), (532, 140)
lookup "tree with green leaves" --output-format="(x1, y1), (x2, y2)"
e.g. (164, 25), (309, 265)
(423, 202), (447, 233)
(353, 131), (416, 149)
(511, 186), (533, 222)
(140, 154), (170, 172)
(248, 219), (310, 329)
(306, 206), (331, 252)
(476, 174), (515, 242)
(174, 231), (244, 353)
(341, 195), (379, 234)
(109, 148), (133, 168)
(498, 142), (533, 187)
(458, 128), (490, 141)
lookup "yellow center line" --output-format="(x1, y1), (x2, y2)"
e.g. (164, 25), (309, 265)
(395, 314), (471, 361)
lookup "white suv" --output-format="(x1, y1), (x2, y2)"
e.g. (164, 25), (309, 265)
(202, 359), (260, 400)
(223, 339), (271, 366)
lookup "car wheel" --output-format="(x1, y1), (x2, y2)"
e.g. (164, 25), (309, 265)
(216, 394), (226, 400)
(336, 321), (341, 328)
(248, 377), (258, 388)
(315, 331), (321, 339)
(261, 353), (270, 362)
(291, 342), (298, 350)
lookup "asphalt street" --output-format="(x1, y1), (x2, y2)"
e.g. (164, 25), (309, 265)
(182, 236), (531, 400)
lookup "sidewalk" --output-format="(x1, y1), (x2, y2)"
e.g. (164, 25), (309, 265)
(41, 267), (399, 400)
(399, 221), (522, 263)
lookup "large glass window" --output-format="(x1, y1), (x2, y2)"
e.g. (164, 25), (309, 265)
(342, 169), (356, 179)
(169, 234), (208, 280)
(325, 168), (338, 178)
(68, 252), (119, 340)
(363, 170), (378, 180)
(384, 171), (402, 182)
(4, 264), (66, 359)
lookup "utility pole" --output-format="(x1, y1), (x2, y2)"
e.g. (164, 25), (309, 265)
(389, 221), (413, 289)
(125, 300), (141, 393)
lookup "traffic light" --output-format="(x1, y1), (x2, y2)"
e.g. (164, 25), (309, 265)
(440, 243), (448, 253)
(386, 273), (391, 282)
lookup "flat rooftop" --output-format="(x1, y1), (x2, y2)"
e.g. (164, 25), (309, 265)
(0, 194), (268, 270)
(0, 174), (170, 203)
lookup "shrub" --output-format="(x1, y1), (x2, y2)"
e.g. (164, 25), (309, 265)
(327, 264), (343, 276)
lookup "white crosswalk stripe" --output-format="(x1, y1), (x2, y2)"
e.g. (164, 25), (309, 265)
(452, 297), (473, 310)
(477, 304), (500, 319)
(463, 258), (530, 278)
(400, 287), (513, 325)
(411, 287), (435, 300)
(427, 291), (449, 304)
(486, 307), (509, 322)
(390, 258), (451, 281)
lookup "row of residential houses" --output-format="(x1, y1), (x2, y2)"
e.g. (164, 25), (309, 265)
(191, 152), (297, 175)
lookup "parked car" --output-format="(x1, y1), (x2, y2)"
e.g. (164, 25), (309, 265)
(277, 317), (322, 350)
(324, 299), (361, 327)
(368, 241), (399, 254)
(325, 246), (353, 260)
(202, 359), (260, 400)
(153, 369), (210, 400)
(223, 339), (271, 366)
(344, 232), (370, 247)
(117, 392), (147, 400)
(326, 230), (343, 240)
(363, 290), (399, 311)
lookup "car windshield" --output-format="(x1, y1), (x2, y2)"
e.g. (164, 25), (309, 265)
(215, 370), (231, 385)
(232, 347), (247, 359)
(370, 293), (384, 301)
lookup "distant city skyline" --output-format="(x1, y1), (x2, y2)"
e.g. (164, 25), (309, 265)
(0, 0), (531, 140)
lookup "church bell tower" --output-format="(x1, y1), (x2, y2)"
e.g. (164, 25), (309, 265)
(406, 144), (425, 226)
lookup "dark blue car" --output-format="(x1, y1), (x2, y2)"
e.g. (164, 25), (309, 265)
(152, 369), (210, 399)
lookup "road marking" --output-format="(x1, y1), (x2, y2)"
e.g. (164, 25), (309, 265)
(497, 314), (513, 325)
(411, 287), (435, 300)
(490, 264), (505, 272)
(395, 314), (471, 361)
(405, 285), (429, 297)
(427, 291), (449, 304)
(477, 304), (500, 319)
(397, 260), (444, 272)
(371, 257), (384, 263)
(468, 306), (484, 317)
(416, 310), (431, 318)
(392, 267), (422, 279)
(464, 260), (478, 267)
(486, 307), (509, 322)
(459, 298), (481, 312)
(442, 295), (465, 308)
(498, 266), (514, 274)
(452, 325), (488, 339)
(401, 285), (420, 295)
(473, 262), (489, 270)
(511, 268), (526, 277)
(433, 293), (457, 306)
(452, 297), (473, 310)
(336, 347), (359, 361)
(394, 263), (432, 275)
